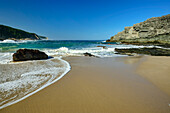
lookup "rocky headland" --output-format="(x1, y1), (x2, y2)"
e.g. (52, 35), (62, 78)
(108, 14), (170, 47)
(106, 14), (170, 56)
(0, 25), (48, 41)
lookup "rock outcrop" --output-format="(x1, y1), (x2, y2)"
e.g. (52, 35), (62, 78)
(97, 46), (108, 49)
(109, 14), (170, 45)
(83, 52), (99, 58)
(115, 47), (170, 56)
(13, 49), (48, 61)
(0, 25), (48, 41)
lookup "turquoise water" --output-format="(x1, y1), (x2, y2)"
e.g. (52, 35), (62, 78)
(0, 40), (110, 52)
(0, 40), (150, 64)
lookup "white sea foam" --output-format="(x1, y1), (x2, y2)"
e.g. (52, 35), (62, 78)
(0, 58), (71, 109)
(0, 43), (161, 65)
(0, 39), (38, 43)
(43, 45), (156, 58)
(0, 39), (16, 43)
(0, 53), (13, 64)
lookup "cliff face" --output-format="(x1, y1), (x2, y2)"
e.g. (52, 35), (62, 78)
(0, 25), (48, 41)
(109, 14), (170, 44)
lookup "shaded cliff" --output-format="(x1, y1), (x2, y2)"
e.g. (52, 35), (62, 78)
(0, 25), (48, 41)
(109, 14), (170, 45)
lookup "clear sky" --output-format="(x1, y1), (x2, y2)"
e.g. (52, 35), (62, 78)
(0, 0), (170, 40)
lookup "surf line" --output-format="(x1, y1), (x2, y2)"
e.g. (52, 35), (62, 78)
(0, 58), (71, 110)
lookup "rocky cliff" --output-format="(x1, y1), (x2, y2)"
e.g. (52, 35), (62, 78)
(0, 25), (48, 41)
(109, 14), (170, 45)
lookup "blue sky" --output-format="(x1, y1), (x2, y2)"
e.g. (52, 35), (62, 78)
(0, 0), (170, 40)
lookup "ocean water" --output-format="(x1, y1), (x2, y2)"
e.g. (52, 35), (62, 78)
(0, 40), (154, 63)
(0, 39), (154, 109)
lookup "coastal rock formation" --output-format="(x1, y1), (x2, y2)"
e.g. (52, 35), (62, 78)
(83, 52), (99, 58)
(0, 25), (48, 41)
(115, 48), (170, 56)
(109, 14), (170, 45)
(13, 49), (48, 61)
(97, 46), (108, 49)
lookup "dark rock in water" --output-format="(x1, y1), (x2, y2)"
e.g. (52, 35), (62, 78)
(13, 49), (48, 61)
(118, 41), (170, 48)
(83, 52), (99, 58)
(97, 46), (108, 49)
(106, 39), (111, 42)
(115, 47), (170, 56)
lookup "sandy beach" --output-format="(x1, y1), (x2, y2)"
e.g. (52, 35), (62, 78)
(0, 56), (170, 113)
(137, 56), (170, 96)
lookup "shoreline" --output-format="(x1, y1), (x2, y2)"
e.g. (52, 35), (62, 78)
(1, 56), (170, 113)
(0, 57), (71, 110)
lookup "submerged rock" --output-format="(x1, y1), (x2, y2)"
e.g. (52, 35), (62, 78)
(115, 47), (170, 56)
(97, 46), (108, 49)
(13, 49), (48, 61)
(83, 52), (99, 58)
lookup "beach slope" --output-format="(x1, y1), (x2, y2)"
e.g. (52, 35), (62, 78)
(1, 56), (170, 113)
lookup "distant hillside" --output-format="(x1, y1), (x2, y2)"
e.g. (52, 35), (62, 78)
(0, 25), (48, 41)
(108, 14), (170, 45)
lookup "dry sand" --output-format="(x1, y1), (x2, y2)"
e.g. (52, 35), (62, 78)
(0, 56), (170, 113)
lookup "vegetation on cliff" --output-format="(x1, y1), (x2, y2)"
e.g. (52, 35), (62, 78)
(0, 25), (48, 41)
(109, 14), (170, 45)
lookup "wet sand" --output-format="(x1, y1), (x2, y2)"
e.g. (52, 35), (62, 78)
(1, 56), (170, 113)
(137, 56), (170, 96)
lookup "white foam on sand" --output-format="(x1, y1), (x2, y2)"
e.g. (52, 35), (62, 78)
(0, 58), (71, 109)
(43, 45), (155, 58)
(0, 52), (13, 64)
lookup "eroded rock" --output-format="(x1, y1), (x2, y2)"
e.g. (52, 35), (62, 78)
(83, 52), (99, 58)
(115, 47), (170, 56)
(109, 14), (170, 45)
(13, 49), (48, 61)
(97, 46), (108, 49)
